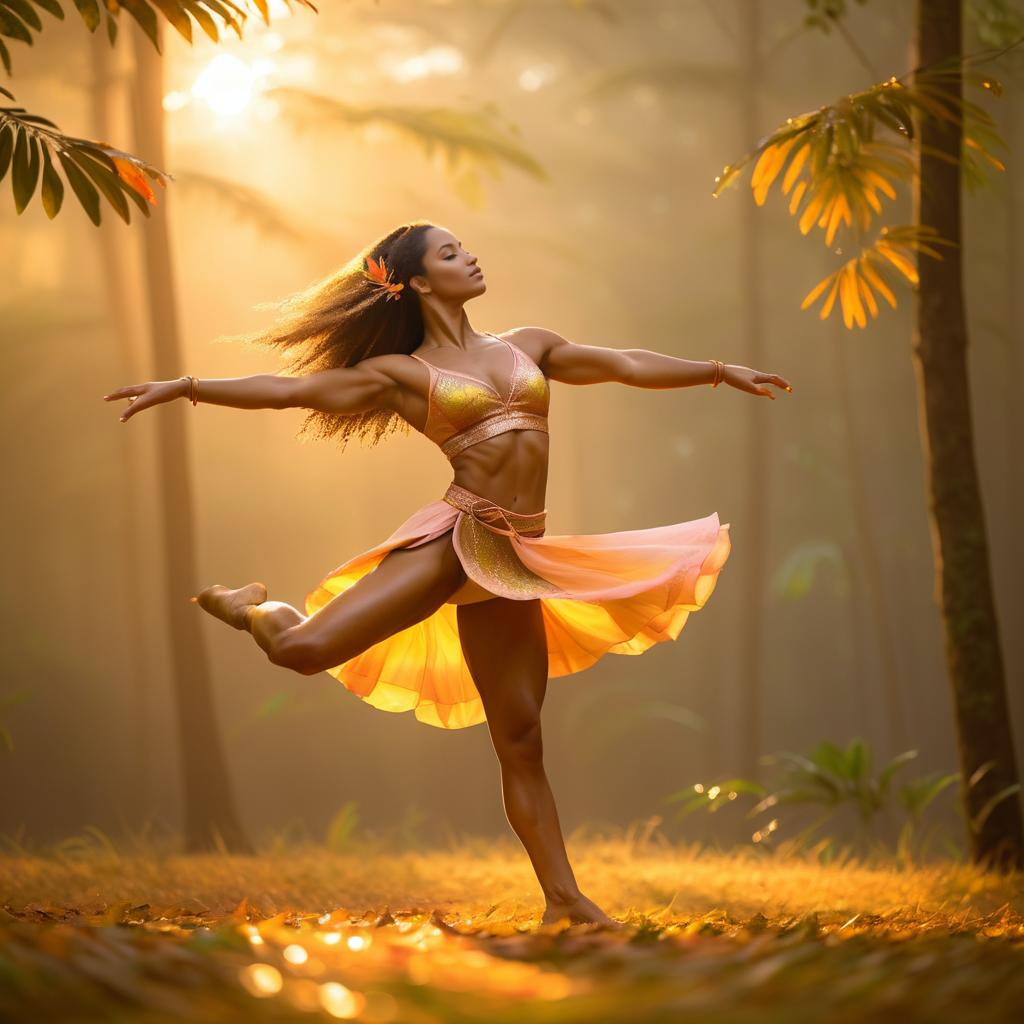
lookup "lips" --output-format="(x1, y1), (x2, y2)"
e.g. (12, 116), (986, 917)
(470, 268), (483, 278)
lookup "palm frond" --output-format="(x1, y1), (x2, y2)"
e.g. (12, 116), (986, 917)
(266, 87), (550, 185)
(0, 1), (317, 73)
(1, 90), (171, 223)
(713, 59), (1007, 248)
(800, 224), (956, 329)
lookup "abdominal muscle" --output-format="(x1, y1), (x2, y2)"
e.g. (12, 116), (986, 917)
(447, 429), (550, 515)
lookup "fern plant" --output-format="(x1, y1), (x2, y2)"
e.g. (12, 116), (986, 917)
(666, 738), (1017, 864)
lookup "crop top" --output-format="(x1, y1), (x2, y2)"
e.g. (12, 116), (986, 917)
(409, 334), (550, 461)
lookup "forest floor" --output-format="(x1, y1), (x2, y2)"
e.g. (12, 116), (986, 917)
(1, 832), (1023, 1023)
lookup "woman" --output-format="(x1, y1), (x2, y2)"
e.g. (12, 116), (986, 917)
(103, 220), (792, 927)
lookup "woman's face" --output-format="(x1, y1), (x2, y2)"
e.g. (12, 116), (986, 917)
(414, 226), (486, 300)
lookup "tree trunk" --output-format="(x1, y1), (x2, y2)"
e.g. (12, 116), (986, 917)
(911, 0), (1022, 870)
(129, 22), (254, 854)
(90, 23), (156, 832)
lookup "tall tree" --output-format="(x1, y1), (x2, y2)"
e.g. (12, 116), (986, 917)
(130, 20), (253, 854)
(715, 1), (1022, 869)
(911, 0), (1021, 870)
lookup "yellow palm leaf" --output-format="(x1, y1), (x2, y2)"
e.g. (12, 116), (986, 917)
(820, 273), (842, 319)
(788, 179), (808, 215)
(781, 142), (811, 195)
(799, 191), (827, 235)
(800, 271), (836, 311)
(752, 136), (800, 206)
(860, 258), (898, 308)
(861, 169), (897, 200)
(857, 270), (879, 318)
(844, 264), (867, 328)
(876, 244), (919, 284)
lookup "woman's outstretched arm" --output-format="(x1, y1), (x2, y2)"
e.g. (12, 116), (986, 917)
(519, 326), (793, 399)
(103, 356), (407, 423)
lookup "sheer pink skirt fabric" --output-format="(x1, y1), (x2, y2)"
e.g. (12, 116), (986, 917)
(304, 486), (732, 730)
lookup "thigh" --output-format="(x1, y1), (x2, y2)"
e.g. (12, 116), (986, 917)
(456, 597), (549, 746)
(284, 529), (468, 665)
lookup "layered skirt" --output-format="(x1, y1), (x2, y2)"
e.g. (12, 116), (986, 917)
(305, 481), (732, 730)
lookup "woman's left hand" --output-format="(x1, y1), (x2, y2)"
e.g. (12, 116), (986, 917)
(722, 364), (793, 399)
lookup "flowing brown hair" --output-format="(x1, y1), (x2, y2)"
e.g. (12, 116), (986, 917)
(213, 220), (437, 451)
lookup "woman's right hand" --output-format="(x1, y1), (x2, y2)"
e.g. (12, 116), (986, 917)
(102, 378), (187, 422)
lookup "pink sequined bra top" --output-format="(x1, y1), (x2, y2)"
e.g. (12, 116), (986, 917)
(409, 334), (550, 461)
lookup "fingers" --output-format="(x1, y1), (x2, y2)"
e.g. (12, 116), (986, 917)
(102, 385), (143, 402)
(751, 372), (793, 397)
(103, 384), (146, 422)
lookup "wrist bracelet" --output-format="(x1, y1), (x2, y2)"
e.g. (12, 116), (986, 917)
(181, 375), (199, 405)
(709, 359), (724, 388)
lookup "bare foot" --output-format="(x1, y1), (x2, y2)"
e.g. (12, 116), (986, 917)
(191, 582), (267, 630)
(541, 892), (624, 929)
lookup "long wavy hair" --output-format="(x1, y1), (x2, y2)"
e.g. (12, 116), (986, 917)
(213, 220), (439, 451)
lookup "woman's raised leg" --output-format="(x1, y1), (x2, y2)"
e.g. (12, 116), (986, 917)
(194, 531), (468, 676)
(456, 596), (621, 928)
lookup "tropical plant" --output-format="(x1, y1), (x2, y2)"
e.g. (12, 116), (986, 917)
(0, 0), (317, 222)
(667, 738), (1019, 865)
(711, 48), (1014, 328)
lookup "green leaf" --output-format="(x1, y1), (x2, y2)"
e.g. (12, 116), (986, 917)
(181, 0), (223, 44)
(0, 7), (34, 44)
(40, 143), (63, 218)
(12, 127), (40, 213)
(149, 0), (193, 44)
(878, 748), (918, 795)
(32, 0), (65, 16)
(0, 122), (13, 178)
(70, 148), (131, 224)
(57, 148), (101, 225)
(118, 0), (161, 52)
(70, 0), (100, 32)
(2, 0), (43, 33)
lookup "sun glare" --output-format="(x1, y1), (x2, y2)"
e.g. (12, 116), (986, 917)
(190, 54), (261, 115)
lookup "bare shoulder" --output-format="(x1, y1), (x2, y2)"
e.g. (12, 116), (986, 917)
(493, 326), (569, 372)
(352, 351), (417, 383)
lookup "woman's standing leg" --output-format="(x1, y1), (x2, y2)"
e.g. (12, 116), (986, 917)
(456, 596), (620, 927)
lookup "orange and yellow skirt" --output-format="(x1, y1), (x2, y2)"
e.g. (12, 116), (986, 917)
(305, 481), (731, 730)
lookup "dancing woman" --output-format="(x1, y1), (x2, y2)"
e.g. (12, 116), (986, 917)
(103, 220), (792, 927)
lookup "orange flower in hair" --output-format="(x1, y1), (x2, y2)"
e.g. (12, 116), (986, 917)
(363, 255), (405, 301)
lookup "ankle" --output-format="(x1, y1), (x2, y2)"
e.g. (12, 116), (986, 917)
(544, 883), (582, 905)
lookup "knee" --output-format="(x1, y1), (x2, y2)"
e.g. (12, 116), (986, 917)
(267, 632), (327, 675)
(494, 718), (544, 766)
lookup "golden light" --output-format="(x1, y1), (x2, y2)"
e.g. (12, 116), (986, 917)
(191, 54), (276, 115)
(346, 934), (370, 951)
(283, 943), (309, 965)
(239, 963), (283, 996)
(319, 981), (364, 1019)
(384, 46), (464, 83)
(519, 63), (558, 92)
(322, 931), (342, 945)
